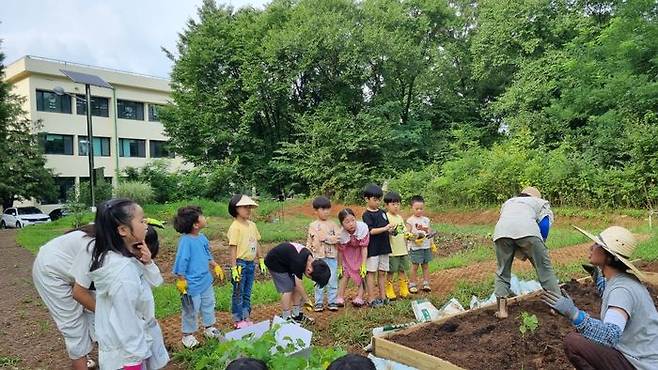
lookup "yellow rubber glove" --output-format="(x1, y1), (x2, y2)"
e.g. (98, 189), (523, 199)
(431, 241), (438, 253)
(214, 265), (225, 282)
(337, 265), (343, 278)
(259, 258), (268, 275)
(176, 279), (187, 295)
(359, 263), (367, 278)
(231, 266), (242, 282)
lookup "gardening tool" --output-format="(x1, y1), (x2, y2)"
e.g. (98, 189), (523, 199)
(176, 278), (193, 307)
(214, 265), (225, 282)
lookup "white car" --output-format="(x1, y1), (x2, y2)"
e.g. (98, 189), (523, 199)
(1, 207), (51, 228)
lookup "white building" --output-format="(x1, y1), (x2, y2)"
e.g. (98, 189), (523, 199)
(4, 55), (188, 206)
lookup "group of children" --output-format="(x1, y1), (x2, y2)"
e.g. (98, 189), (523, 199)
(172, 183), (437, 349)
(31, 182), (435, 368)
(309, 183), (436, 311)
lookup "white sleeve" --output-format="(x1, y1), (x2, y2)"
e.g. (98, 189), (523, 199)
(142, 262), (164, 287)
(69, 246), (93, 289)
(603, 308), (628, 332)
(109, 280), (149, 364)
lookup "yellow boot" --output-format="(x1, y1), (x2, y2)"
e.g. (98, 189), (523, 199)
(385, 281), (397, 300)
(399, 278), (410, 298)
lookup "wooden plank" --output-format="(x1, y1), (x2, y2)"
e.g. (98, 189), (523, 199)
(373, 335), (464, 370)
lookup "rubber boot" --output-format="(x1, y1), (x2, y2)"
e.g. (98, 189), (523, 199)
(495, 297), (508, 319)
(399, 278), (410, 298)
(385, 281), (397, 300)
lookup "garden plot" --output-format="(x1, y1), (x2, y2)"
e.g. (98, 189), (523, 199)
(374, 262), (658, 370)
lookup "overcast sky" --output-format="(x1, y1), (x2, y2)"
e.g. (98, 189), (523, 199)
(1, 0), (268, 78)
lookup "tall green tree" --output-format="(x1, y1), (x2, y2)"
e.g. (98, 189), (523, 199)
(0, 44), (56, 209)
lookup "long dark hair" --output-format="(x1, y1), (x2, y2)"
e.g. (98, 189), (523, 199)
(90, 198), (139, 271)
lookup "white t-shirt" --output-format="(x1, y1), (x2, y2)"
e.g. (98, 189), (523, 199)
(406, 216), (431, 250)
(35, 230), (94, 284)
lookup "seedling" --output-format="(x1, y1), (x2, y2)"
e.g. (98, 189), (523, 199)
(519, 311), (539, 336)
(519, 311), (539, 370)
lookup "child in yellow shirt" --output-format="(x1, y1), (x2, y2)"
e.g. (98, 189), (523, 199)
(227, 194), (266, 329)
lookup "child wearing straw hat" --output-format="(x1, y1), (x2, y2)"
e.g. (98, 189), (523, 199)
(543, 225), (658, 370)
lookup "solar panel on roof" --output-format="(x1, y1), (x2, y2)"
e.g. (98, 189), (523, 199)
(60, 69), (113, 89)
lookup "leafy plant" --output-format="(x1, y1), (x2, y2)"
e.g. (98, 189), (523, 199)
(175, 325), (346, 369)
(519, 311), (539, 336)
(65, 187), (89, 228)
(519, 311), (539, 370)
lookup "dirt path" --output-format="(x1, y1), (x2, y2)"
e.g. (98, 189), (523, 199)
(0, 230), (184, 370)
(0, 229), (70, 369)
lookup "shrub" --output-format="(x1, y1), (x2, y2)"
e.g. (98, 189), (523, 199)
(77, 177), (113, 207)
(114, 181), (155, 204)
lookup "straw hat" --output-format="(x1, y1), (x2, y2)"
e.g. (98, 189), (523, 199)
(235, 195), (259, 207)
(521, 186), (541, 198)
(574, 225), (645, 280)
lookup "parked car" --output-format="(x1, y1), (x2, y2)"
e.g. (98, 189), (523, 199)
(48, 207), (70, 221)
(1, 207), (51, 228)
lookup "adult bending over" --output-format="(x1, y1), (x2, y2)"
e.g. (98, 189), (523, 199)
(493, 186), (560, 318)
(543, 225), (658, 370)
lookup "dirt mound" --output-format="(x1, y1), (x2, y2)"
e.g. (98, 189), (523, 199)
(390, 280), (658, 370)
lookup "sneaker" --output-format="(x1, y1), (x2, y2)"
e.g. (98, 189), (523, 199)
(409, 283), (418, 294)
(86, 356), (96, 369)
(422, 281), (432, 292)
(204, 326), (225, 340)
(235, 320), (252, 329)
(336, 297), (345, 307)
(369, 298), (384, 308)
(328, 303), (339, 311)
(351, 297), (365, 307)
(291, 313), (315, 325)
(182, 334), (199, 348)
(314, 303), (324, 312)
(385, 281), (397, 300)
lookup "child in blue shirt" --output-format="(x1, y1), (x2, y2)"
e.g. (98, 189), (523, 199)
(172, 205), (225, 348)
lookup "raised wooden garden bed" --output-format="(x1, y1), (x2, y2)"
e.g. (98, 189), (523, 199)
(373, 272), (658, 370)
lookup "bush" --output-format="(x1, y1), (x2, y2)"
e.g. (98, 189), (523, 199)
(114, 181), (155, 204)
(77, 177), (113, 207)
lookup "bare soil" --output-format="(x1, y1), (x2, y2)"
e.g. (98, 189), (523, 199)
(389, 269), (658, 370)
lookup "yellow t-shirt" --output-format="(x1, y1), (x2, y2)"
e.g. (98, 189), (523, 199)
(387, 213), (408, 256)
(227, 220), (261, 261)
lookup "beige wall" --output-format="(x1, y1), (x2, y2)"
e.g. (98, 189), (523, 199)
(4, 56), (191, 206)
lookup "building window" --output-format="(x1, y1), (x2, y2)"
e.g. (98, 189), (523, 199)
(148, 104), (163, 122)
(149, 140), (173, 158)
(79, 136), (111, 157)
(117, 100), (144, 120)
(45, 177), (75, 204)
(36, 90), (72, 114)
(41, 133), (74, 155)
(76, 95), (110, 117)
(119, 138), (146, 157)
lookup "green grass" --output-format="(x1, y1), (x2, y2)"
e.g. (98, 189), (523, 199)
(0, 355), (21, 367)
(15, 214), (94, 254)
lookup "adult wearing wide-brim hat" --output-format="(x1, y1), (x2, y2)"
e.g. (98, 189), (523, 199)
(492, 186), (560, 318)
(543, 225), (658, 370)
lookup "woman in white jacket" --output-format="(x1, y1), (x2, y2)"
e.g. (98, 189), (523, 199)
(88, 198), (168, 370)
